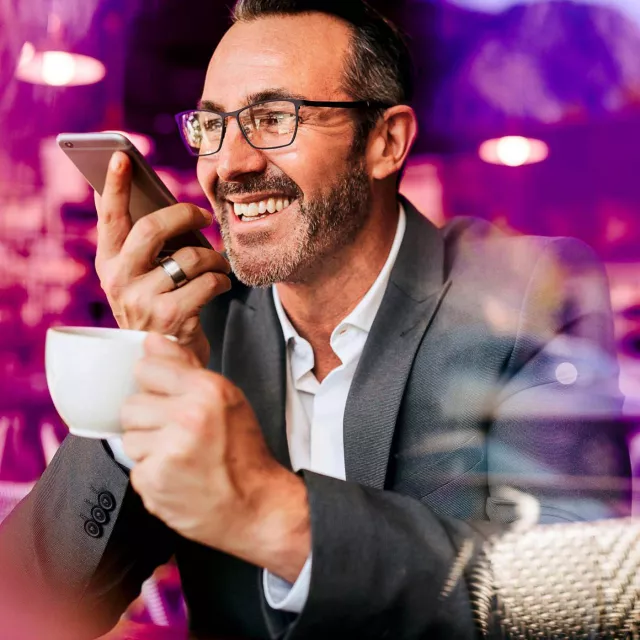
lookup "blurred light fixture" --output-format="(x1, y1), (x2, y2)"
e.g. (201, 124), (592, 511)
(103, 131), (155, 157)
(16, 42), (105, 87)
(14, 15), (105, 87)
(479, 136), (549, 167)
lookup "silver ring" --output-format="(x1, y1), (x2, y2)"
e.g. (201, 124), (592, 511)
(159, 257), (188, 289)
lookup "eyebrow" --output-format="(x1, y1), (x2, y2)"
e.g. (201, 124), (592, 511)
(197, 88), (308, 112)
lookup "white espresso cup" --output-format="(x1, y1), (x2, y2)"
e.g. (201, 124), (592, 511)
(45, 326), (173, 439)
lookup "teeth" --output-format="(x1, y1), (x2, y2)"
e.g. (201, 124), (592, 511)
(246, 202), (259, 217)
(232, 197), (293, 218)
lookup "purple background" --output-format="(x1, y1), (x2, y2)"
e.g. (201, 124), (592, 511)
(1, 0), (640, 635)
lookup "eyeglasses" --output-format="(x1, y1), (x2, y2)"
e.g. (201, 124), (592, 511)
(174, 98), (392, 157)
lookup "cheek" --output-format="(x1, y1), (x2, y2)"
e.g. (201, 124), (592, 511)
(271, 138), (350, 199)
(196, 158), (218, 200)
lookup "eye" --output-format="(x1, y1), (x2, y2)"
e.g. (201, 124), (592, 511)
(203, 117), (223, 132)
(256, 112), (288, 128)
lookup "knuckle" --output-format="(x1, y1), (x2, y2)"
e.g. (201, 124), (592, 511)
(179, 246), (201, 270)
(202, 271), (221, 290)
(182, 203), (202, 225)
(221, 380), (245, 407)
(152, 299), (180, 332)
(98, 273), (114, 297)
(212, 250), (231, 273)
(94, 255), (105, 278)
(202, 271), (230, 294)
(182, 403), (209, 432)
(98, 269), (122, 297)
(196, 373), (223, 401)
(121, 286), (143, 314)
(135, 215), (164, 243)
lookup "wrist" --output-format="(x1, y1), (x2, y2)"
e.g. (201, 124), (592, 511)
(253, 469), (311, 583)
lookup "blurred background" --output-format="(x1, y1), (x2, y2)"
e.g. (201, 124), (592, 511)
(1, 0), (640, 635)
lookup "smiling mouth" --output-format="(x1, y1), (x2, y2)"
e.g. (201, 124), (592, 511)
(231, 196), (296, 221)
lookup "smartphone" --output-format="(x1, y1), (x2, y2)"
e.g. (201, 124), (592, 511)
(56, 132), (212, 256)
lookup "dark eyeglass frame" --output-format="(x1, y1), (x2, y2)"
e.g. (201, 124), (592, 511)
(174, 98), (394, 156)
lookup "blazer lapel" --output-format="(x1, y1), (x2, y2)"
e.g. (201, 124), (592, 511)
(343, 201), (451, 489)
(221, 288), (291, 470)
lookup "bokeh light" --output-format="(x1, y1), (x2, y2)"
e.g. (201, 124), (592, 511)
(479, 136), (550, 167)
(15, 48), (106, 87)
(41, 51), (76, 86)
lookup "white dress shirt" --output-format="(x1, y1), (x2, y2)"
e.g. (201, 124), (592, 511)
(263, 206), (406, 613)
(108, 205), (407, 615)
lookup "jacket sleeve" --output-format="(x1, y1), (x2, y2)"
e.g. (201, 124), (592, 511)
(265, 473), (486, 640)
(263, 238), (631, 640)
(0, 434), (177, 640)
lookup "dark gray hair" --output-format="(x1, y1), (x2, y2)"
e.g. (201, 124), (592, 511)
(231, 0), (413, 150)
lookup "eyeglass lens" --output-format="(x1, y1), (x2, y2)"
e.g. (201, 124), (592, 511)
(179, 100), (298, 155)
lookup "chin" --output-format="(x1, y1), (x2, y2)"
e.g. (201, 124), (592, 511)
(231, 242), (316, 287)
(227, 247), (285, 288)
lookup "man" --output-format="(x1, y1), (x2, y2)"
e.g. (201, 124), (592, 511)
(0, 1), (631, 639)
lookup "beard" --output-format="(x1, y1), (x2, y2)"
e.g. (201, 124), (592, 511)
(213, 154), (372, 287)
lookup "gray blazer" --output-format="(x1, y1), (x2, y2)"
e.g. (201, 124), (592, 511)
(0, 200), (630, 640)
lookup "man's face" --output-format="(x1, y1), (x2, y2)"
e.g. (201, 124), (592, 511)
(197, 13), (373, 286)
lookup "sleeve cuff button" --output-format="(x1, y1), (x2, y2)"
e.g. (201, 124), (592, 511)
(91, 506), (109, 525)
(98, 491), (116, 511)
(84, 520), (103, 538)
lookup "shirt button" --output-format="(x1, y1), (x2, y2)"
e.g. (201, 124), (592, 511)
(84, 520), (102, 538)
(98, 491), (116, 511)
(338, 327), (348, 336)
(91, 506), (109, 525)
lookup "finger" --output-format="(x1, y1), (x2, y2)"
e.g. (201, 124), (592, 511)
(119, 204), (214, 277)
(144, 332), (195, 364)
(121, 392), (173, 433)
(121, 429), (156, 462)
(129, 458), (166, 516)
(138, 272), (231, 338)
(96, 152), (133, 261)
(147, 246), (231, 294)
(134, 356), (197, 396)
(159, 270), (232, 311)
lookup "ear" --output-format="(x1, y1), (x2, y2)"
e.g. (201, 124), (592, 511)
(368, 106), (418, 181)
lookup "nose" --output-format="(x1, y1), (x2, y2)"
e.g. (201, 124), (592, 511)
(214, 117), (268, 183)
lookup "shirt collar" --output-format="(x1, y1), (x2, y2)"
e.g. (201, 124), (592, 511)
(272, 280), (299, 345)
(272, 203), (407, 344)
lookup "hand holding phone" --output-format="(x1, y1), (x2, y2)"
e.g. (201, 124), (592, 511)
(57, 132), (232, 365)
(57, 132), (212, 255)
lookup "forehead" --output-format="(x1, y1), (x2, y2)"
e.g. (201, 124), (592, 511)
(202, 13), (353, 109)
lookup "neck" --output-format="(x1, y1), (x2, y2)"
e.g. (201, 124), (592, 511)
(275, 194), (400, 357)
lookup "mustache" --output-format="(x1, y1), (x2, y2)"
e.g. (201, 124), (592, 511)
(215, 174), (303, 200)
